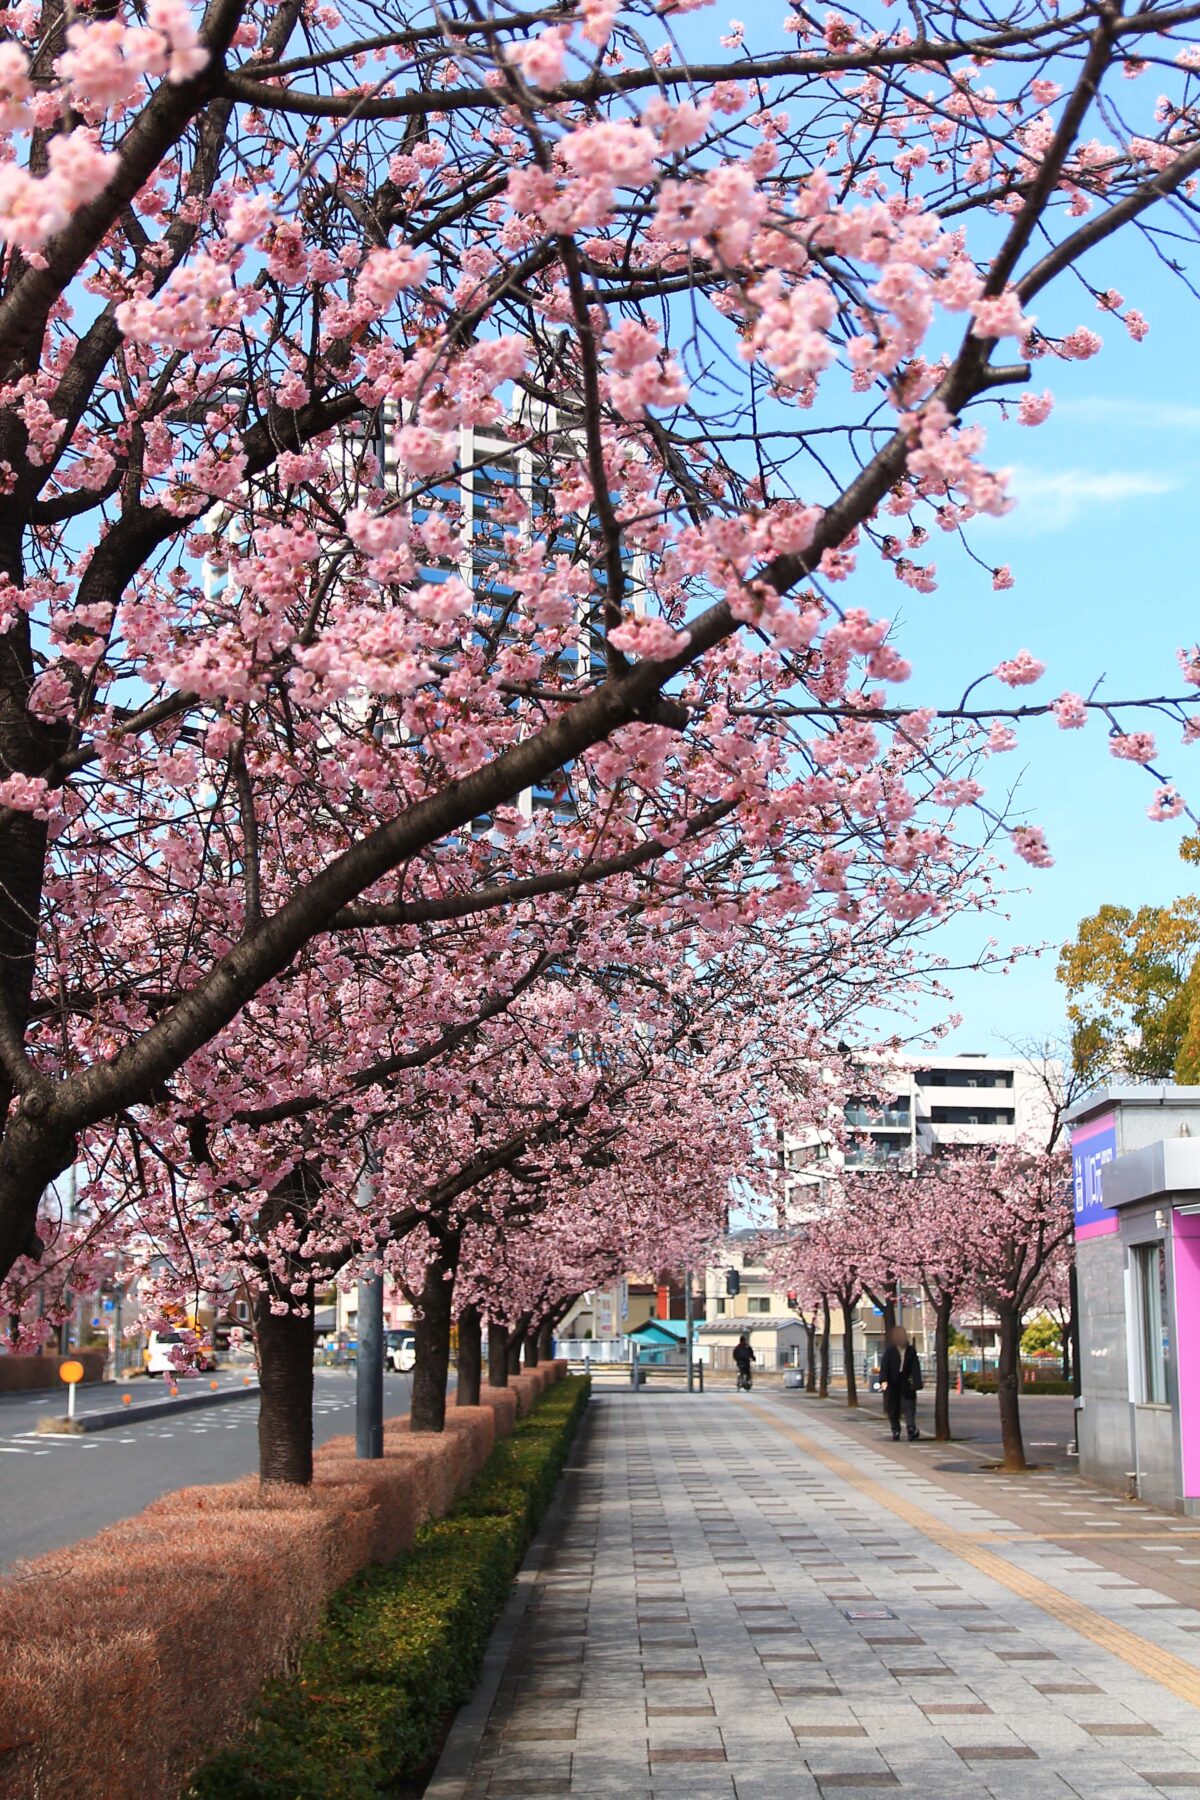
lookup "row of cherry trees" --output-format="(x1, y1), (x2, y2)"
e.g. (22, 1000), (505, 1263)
(0, 0), (1196, 1485)
(772, 1141), (1074, 1470)
(2, 0), (1200, 1319)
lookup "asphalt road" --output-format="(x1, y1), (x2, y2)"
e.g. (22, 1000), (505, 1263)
(769, 1383), (1081, 1471)
(0, 1367), (415, 1568)
(928, 1387), (1080, 1468)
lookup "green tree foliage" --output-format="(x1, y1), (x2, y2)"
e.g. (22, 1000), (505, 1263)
(1057, 896), (1200, 1083)
(1020, 1313), (1061, 1356)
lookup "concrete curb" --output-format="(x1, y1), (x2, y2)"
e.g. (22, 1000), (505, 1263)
(424, 1401), (593, 1800)
(37, 1382), (260, 1435)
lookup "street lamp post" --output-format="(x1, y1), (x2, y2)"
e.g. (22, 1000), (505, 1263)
(356, 1273), (384, 1459)
(685, 1270), (694, 1393)
(355, 1162), (384, 1460)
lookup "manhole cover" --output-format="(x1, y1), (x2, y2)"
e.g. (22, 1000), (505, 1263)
(842, 1606), (897, 1621)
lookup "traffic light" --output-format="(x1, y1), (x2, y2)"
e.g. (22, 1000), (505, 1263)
(725, 1268), (741, 1296)
(787, 1290), (799, 1310)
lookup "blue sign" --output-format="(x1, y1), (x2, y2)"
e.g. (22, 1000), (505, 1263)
(1072, 1112), (1118, 1237)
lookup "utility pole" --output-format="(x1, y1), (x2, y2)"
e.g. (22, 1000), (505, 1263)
(685, 1269), (695, 1393)
(355, 1162), (384, 1460)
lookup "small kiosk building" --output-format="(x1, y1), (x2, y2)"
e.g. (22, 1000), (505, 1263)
(1067, 1084), (1200, 1512)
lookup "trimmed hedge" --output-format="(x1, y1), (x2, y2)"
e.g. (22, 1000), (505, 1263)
(0, 1363), (570, 1800)
(190, 1375), (589, 1800)
(962, 1374), (1075, 1395)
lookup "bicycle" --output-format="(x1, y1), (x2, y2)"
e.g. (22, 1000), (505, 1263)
(735, 1366), (753, 1391)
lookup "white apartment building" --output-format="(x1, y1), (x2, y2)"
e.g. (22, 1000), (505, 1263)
(845, 1052), (1060, 1168)
(782, 1051), (1061, 1209)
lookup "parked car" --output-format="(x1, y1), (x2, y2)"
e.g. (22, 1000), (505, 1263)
(144, 1329), (216, 1375)
(385, 1329), (416, 1373)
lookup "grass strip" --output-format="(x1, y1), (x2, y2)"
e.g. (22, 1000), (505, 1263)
(190, 1376), (590, 1800)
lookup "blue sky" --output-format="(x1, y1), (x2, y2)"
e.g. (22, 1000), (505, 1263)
(894, 222), (1199, 1055)
(623, 12), (1200, 1056)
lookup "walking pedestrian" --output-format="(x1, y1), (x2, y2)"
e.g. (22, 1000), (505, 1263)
(879, 1325), (922, 1441)
(733, 1332), (756, 1391)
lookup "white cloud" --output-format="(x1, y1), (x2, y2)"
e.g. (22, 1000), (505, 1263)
(1001, 464), (1182, 532)
(1055, 396), (1200, 432)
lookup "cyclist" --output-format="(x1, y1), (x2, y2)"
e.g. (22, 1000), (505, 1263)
(733, 1333), (756, 1391)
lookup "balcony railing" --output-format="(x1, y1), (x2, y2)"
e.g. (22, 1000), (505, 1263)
(844, 1106), (911, 1128)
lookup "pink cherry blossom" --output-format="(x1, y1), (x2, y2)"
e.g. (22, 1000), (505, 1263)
(1017, 391), (1054, 426)
(1109, 730), (1157, 763)
(1011, 825), (1054, 867)
(993, 649), (1045, 687)
(1053, 692), (1088, 729)
(1148, 786), (1186, 821)
(970, 291), (1034, 340)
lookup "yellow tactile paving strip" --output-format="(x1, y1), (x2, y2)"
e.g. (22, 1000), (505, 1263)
(750, 1399), (1200, 1711)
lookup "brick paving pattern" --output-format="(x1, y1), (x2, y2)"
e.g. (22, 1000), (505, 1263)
(449, 1389), (1200, 1799)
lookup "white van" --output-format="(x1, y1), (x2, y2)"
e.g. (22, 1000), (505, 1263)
(144, 1329), (216, 1375)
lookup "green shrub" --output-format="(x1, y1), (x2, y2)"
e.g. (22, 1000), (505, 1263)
(961, 1374), (1073, 1395)
(190, 1376), (589, 1800)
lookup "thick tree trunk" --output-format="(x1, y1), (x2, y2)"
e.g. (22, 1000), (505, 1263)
(818, 1297), (830, 1398)
(457, 1302), (482, 1408)
(866, 1284), (897, 1340)
(487, 1320), (509, 1387)
(411, 1244), (456, 1433)
(256, 1294), (315, 1486)
(841, 1294), (858, 1408)
(523, 1327), (539, 1368)
(933, 1292), (953, 1443)
(996, 1301), (1027, 1471)
(507, 1314), (529, 1376)
(537, 1316), (555, 1361)
(804, 1318), (816, 1392)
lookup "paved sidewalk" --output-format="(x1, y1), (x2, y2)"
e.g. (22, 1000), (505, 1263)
(441, 1388), (1200, 1800)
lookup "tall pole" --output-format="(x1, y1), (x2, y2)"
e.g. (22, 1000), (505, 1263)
(1069, 1259), (1082, 1458)
(685, 1269), (695, 1393)
(355, 1163), (384, 1460)
(356, 1274), (384, 1458)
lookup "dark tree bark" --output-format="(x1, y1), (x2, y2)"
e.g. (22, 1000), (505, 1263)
(411, 1240), (457, 1433)
(457, 1301), (482, 1408)
(523, 1327), (539, 1368)
(865, 1283), (897, 1341)
(256, 1293), (315, 1486)
(996, 1300), (1027, 1471)
(804, 1316), (816, 1392)
(537, 1315), (555, 1362)
(487, 1319), (509, 1387)
(818, 1297), (830, 1398)
(840, 1291), (858, 1408)
(507, 1313), (529, 1376)
(1057, 1304), (1073, 1385)
(933, 1292), (953, 1443)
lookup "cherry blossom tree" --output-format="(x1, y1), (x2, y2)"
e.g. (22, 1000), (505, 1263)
(961, 1142), (1074, 1469)
(3, 0), (1200, 1314)
(862, 1158), (978, 1441)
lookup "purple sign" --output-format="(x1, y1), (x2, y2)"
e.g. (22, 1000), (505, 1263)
(1072, 1111), (1118, 1239)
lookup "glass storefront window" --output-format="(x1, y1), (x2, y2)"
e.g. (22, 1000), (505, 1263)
(1133, 1240), (1170, 1405)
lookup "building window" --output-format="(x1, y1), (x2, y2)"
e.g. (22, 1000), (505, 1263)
(929, 1106), (1015, 1126)
(715, 1297), (726, 1315)
(747, 1297), (770, 1314)
(1133, 1241), (1170, 1405)
(916, 1069), (1013, 1089)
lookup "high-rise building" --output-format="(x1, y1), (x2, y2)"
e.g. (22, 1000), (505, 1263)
(781, 1050), (1062, 1212)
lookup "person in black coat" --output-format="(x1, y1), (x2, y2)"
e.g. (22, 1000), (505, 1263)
(879, 1325), (922, 1441)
